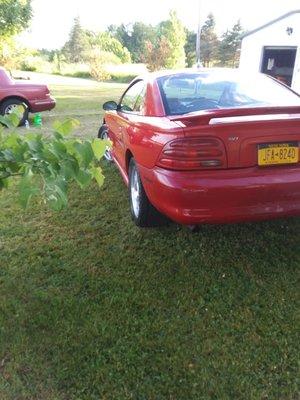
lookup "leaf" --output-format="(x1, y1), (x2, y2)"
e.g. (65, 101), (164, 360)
(19, 174), (39, 208)
(53, 119), (80, 136)
(61, 159), (79, 180)
(9, 112), (22, 128)
(44, 177), (68, 211)
(4, 133), (19, 149)
(74, 142), (94, 167)
(91, 139), (109, 161)
(48, 140), (67, 159)
(0, 114), (14, 129)
(91, 167), (104, 187)
(0, 107), (23, 128)
(1, 149), (15, 161)
(75, 169), (92, 188)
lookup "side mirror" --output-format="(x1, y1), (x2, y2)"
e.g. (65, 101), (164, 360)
(103, 101), (118, 111)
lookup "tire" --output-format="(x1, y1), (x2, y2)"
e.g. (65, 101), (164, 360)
(128, 158), (166, 227)
(0, 98), (29, 126)
(98, 124), (113, 162)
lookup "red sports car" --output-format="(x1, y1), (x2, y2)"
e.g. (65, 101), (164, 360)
(0, 68), (55, 125)
(100, 69), (300, 228)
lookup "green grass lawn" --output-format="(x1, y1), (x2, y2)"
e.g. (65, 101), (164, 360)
(1, 78), (300, 400)
(28, 81), (127, 138)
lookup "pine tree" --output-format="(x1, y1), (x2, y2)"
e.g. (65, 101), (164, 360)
(62, 17), (89, 63)
(218, 20), (244, 67)
(184, 29), (197, 67)
(200, 13), (219, 67)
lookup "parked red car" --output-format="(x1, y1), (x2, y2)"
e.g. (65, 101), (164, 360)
(100, 69), (300, 227)
(0, 68), (55, 125)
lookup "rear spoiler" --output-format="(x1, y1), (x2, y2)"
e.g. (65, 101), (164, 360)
(210, 113), (300, 125)
(168, 106), (300, 126)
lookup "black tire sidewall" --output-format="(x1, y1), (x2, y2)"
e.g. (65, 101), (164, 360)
(128, 159), (150, 226)
(98, 124), (107, 139)
(98, 124), (113, 162)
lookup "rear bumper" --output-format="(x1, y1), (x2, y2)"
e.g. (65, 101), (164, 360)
(29, 96), (56, 112)
(139, 164), (300, 225)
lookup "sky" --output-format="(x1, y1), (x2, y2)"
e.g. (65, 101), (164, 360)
(20, 0), (300, 49)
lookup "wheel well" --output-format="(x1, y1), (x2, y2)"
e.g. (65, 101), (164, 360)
(125, 150), (133, 173)
(0, 96), (30, 111)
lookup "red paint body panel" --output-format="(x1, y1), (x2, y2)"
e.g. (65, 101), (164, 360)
(104, 69), (300, 225)
(0, 68), (56, 112)
(139, 164), (300, 224)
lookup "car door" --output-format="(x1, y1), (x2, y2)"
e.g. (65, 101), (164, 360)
(109, 80), (146, 170)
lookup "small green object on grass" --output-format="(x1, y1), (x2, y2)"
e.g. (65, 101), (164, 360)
(33, 113), (42, 127)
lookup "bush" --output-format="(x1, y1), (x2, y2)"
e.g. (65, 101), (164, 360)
(20, 55), (53, 73)
(70, 71), (91, 79)
(52, 63), (91, 79)
(109, 73), (137, 83)
(20, 61), (37, 72)
(0, 110), (110, 210)
(88, 49), (122, 81)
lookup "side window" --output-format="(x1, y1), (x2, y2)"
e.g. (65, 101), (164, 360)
(133, 84), (147, 113)
(120, 80), (145, 113)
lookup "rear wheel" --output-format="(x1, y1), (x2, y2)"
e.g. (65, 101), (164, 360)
(0, 98), (28, 126)
(98, 124), (113, 162)
(128, 158), (166, 227)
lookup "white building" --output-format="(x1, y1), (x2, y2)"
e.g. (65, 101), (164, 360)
(239, 10), (300, 93)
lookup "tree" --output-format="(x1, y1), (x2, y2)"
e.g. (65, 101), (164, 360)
(200, 13), (219, 67)
(184, 29), (197, 67)
(0, 111), (109, 210)
(126, 22), (157, 63)
(143, 36), (171, 72)
(0, 37), (26, 71)
(107, 22), (156, 63)
(158, 10), (186, 69)
(218, 20), (244, 67)
(0, 0), (32, 37)
(86, 31), (131, 63)
(185, 14), (219, 68)
(107, 23), (132, 51)
(62, 17), (89, 63)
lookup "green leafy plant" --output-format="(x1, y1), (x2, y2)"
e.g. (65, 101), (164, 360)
(0, 110), (110, 210)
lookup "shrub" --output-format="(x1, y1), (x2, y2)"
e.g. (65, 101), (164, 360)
(88, 49), (121, 81)
(20, 60), (37, 72)
(0, 110), (110, 210)
(109, 73), (137, 83)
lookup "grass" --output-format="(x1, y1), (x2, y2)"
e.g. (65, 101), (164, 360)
(32, 82), (127, 138)
(1, 77), (300, 399)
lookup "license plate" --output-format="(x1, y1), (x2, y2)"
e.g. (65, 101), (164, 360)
(258, 142), (299, 166)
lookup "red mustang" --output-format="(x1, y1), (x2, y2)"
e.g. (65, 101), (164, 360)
(101, 69), (300, 227)
(0, 68), (55, 125)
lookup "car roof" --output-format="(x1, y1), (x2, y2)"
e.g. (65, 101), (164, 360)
(134, 67), (251, 84)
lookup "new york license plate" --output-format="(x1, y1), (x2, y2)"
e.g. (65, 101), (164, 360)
(258, 142), (299, 166)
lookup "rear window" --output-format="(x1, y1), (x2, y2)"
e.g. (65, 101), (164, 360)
(157, 71), (300, 115)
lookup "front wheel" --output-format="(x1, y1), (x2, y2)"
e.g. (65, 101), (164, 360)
(128, 158), (166, 227)
(98, 124), (113, 162)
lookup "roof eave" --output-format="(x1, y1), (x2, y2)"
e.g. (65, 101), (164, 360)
(241, 9), (300, 39)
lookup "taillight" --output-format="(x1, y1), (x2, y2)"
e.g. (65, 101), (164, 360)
(156, 137), (227, 171)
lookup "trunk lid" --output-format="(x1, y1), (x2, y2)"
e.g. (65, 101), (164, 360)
(170, 107), (300, 168)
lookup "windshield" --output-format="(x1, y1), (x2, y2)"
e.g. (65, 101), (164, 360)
(157, 71), (300, 115)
